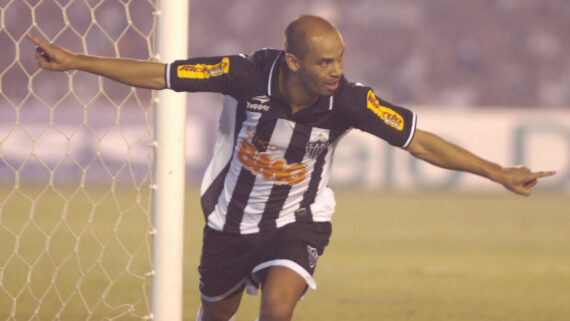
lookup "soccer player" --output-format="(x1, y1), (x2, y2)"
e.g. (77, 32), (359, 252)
(28, 14), (555, 321)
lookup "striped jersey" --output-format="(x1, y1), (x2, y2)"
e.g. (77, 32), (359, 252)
(166, 49), (417, 234)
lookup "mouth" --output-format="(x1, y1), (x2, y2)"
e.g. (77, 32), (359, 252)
(325, 80), (339, 92)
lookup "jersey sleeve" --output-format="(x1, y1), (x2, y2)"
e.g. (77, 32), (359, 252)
(341, 85), (417, 148)
(165, 54), (253, 96)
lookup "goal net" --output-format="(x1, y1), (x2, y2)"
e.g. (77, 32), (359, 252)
(0, 0), (163, 319)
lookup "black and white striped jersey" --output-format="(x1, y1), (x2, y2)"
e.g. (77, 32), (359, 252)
(166, 49), (417, 234)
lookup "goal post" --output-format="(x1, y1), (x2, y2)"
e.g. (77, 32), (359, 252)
(151, 0), (189, 321)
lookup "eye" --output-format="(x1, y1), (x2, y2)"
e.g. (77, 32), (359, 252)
(318, 59), (332, 68)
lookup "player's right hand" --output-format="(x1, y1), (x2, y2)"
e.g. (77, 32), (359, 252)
(27, 34), (77, 71)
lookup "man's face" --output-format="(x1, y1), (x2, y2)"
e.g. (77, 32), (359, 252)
(297, 31), (345, 96)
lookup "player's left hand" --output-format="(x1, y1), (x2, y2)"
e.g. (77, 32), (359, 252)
(498, 166), (556, 196)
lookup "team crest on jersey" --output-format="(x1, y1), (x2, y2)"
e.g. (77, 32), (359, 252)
(177, 57), (230, 79)
(246, 95), (271, 112)
(305, 129), (330, 159)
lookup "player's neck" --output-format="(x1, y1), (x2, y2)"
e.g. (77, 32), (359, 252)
(279, 65), (319, 114)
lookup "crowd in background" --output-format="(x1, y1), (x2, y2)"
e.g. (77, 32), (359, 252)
(187, 0), (570, 108)
(1, 0), (569, 108)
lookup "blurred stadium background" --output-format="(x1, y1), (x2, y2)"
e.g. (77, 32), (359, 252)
(0, 0), (568, 320)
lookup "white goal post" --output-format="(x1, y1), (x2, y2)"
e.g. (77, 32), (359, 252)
(151, 1), (189, 321)
(0, 0), (189, 320)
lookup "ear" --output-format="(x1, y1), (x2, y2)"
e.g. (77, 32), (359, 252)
(285, 52), (301, 72)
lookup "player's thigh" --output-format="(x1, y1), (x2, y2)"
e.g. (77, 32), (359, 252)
(259, 266), (306, 321)
(202, 291), (243, 321)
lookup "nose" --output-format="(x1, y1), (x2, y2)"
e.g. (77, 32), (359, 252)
(331, 60), (343, 78)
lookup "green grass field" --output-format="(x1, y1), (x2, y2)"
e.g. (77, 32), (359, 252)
(1, 186), (569, 320)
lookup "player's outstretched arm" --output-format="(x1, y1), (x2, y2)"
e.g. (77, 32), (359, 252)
(27, 34), (166, 90)
(406, 129), (556, 196)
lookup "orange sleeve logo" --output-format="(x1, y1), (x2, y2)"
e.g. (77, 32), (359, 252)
(366, 90), (404, 131)
(177, 57), (230, 79)
(237, 139), (307, 185)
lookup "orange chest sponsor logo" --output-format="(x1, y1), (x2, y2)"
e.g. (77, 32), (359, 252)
(177, 57), (230, 79)
(237, 139), (307, 185)
(366, 90), (404, 131)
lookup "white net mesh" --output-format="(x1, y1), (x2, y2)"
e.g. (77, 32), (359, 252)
(0, 0), (158, 319)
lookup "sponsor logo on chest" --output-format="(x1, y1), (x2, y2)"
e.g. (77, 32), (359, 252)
(237, 138), (307, 185)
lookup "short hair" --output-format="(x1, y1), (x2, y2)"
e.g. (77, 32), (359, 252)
(284, 14), (337, 59)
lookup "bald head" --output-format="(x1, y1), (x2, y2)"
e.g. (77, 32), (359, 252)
(284, 15), (342, 59)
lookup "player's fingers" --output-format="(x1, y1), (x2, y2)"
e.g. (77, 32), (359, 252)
(531, 170), (557, 179)
(514, 186), (531, 197)
(504, 168), (555, 196)
(33, 47), (51, 68)
(27, 33), (47, 48)
(519, 181), (535, 196)
(523, 179), (538, 189)
(35, 47), (53, 62)
(34, 48), (46, 63)
(28, 34), (52, 64)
